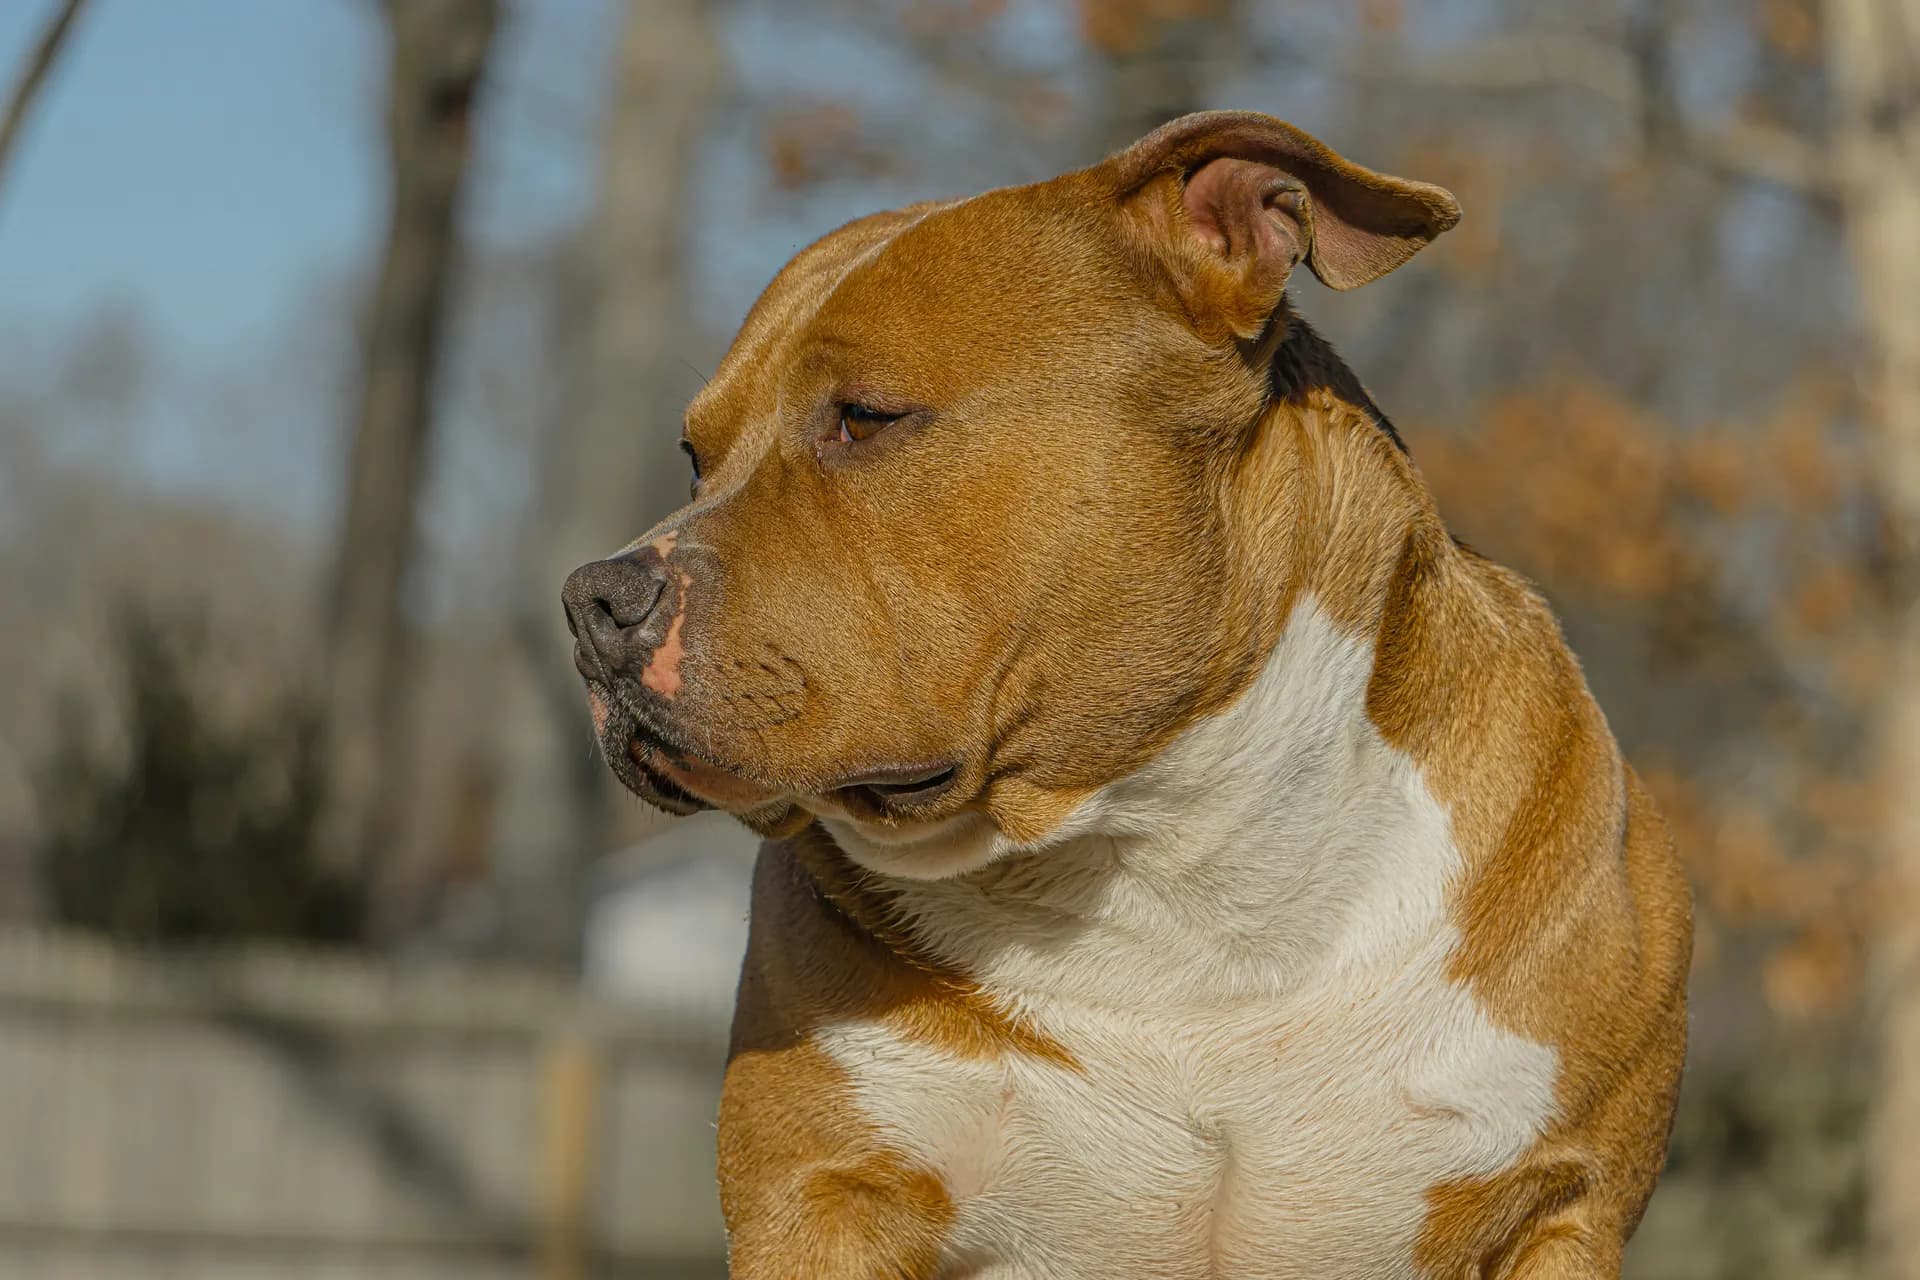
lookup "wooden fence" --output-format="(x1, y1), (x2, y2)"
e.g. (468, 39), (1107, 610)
(0, 929), (733, 1279)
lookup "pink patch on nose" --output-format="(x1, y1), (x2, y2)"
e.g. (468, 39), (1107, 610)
(615, 527), (681, 558)
(587, 687), (612, 734)
(641, 568), (692, 699)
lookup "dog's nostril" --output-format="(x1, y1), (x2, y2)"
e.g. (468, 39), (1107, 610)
(562, 555), (672, 665)
(598, 588), (661, 630)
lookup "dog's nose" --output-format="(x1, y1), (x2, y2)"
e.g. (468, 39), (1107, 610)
(561, 555), (671, 680)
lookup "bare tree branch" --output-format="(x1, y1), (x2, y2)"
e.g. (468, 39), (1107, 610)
(1336, 29), (1842, 203)
(1679, 115), (1839, 200)
(1343, 31), (1645, 106)
(0, 0), (89, 206)
(324, 0), (500, 912)
(1821, 1), (1920, 1270)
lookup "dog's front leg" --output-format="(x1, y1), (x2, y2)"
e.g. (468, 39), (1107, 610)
(1494, 1225), (1622, 1279)
(718, 1035), (953, 1279)
(716, 844), (964, 1278)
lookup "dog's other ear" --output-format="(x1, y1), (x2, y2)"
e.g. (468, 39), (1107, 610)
(1109, 111), (1460, 338)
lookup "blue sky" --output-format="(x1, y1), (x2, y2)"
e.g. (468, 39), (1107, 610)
(0, 0), (1358, 544)
(0, 0), (617, 542)
(0, 0), (1078, 539)
(0, 0), (609, 371)
(0, 1), (383, 367)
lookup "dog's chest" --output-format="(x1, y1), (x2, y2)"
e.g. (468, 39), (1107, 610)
(812, 603), (1561, 1276)
(818, 939), (1556, 1280)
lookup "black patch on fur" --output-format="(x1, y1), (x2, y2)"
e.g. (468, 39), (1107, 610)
(1267, 313), (1410, 456)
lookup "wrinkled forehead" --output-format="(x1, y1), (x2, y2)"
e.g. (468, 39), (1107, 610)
(688, 175), (1137, 428)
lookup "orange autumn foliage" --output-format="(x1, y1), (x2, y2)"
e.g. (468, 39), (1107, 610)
(1074, 0), (1231, 56)
(1417, 370), (1882, 1022)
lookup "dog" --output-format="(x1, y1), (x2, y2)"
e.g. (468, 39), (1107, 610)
(562, 111), (1692, 1279)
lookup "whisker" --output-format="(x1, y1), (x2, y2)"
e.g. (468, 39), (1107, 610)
(676, 356), (712, 390)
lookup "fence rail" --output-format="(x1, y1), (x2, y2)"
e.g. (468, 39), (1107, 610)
(0, 928), (733, 1280)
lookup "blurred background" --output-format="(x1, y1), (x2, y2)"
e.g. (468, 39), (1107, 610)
(2, 0), (1917, 1276)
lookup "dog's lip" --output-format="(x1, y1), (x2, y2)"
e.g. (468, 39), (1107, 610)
(591, 679), (964, 819)
(627, 734), (777, 811)
(625, 748), (709, 815)
(583, 684), (712, 814)
(827, 761), (963, 817)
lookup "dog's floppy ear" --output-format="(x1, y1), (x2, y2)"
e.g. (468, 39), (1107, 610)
(1109, 111), (1460, 338)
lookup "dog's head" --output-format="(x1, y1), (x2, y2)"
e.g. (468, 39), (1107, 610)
(562, 111), (1458, 876)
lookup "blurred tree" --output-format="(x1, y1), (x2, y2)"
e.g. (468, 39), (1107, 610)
(1826, 0), (1920, 1271)
(1078, 0), (1241, 152)
(1319, 1), (1912, 1267)
(36, 608), (360, 943)
(325, 0), (499, 919)
(0, 0), (88, 208)
(523, 0), (719, 870)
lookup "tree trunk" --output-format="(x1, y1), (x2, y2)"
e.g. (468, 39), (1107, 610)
(1082, 0), (1242, 155)
(0, 0), (89, 205)
(1829, 0), (1920, 1273)
(325, 0), (498, 902)
(522, 0), (719, 872)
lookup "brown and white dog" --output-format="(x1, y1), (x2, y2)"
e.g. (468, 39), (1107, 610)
(562, 111), (1692, 1279)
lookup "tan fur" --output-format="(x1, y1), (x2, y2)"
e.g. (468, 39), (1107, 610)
(1186, 367), (1690, 1275)
(722, 829), (1075, 1276)
(565, 111), (1691, 1277)
(1323, 418), (1691, 1270)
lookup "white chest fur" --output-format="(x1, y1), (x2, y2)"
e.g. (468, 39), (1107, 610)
(813, 600), (1560, 1278)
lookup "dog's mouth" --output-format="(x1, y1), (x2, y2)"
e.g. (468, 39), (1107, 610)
(587, 685), (719, 815)
(631, 733), (785, 814)
(826, 763), (962, 821)
(588, 682), (965, 825)
(619, 732), (713, 816)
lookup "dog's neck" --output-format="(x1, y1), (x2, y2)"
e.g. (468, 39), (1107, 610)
(872, 345), (1486, 1010)
(1267, 311), (1408, 455)
(1217, 316), (1448, 694)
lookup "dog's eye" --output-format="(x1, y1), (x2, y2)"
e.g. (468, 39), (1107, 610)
(679, 438), (701, 495)
(837, 404), (903, 444)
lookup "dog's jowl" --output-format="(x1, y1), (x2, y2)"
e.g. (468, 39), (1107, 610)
(562, 111), (1692, 1280)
